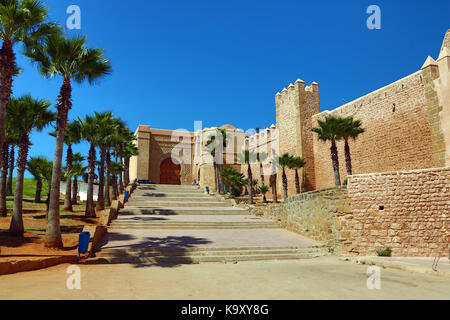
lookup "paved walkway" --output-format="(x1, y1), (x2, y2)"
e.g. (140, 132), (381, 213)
(97, 184), (325, 262)
(347, 256), (450, 278)
(1, 257), (450, 300)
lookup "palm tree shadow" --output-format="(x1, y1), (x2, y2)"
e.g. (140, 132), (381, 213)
(87, 235), (212, 268)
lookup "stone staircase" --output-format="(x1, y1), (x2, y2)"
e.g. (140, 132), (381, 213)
(94, 184), (327, 264)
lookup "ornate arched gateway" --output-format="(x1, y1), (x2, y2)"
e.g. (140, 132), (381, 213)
(160, 158), (181, 185)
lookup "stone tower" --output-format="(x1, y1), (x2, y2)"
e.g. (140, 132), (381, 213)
(275, 78), (321, 192)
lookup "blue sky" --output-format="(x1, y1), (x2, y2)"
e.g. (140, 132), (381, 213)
(11, 0), (450, 177)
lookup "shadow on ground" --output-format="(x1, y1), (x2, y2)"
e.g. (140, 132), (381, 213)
(86, 234), (212, 269)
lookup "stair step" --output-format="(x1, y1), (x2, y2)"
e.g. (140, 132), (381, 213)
(99, 245), (325, 254)
(97, 247), (322, 258)
(119, 207), (247, 216)
(88, 252), (326, 264)
(126, 201), (230, 208)
(109, 223), (280, 230)
(128, 196), (220, 202)
(131, 193), (210, 198)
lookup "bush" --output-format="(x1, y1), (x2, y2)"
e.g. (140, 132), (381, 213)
(343, 179), (348, 186)
(377, 247), (392, 257)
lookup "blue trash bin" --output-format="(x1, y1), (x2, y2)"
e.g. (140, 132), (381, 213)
(125, 190), (129, 199)
(205, 186), (210, 194)
(78, 232), (90, 260)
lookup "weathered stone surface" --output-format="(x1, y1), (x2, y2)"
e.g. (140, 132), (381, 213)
(344, 167), (450, 257)
(250, 187), (348, 253)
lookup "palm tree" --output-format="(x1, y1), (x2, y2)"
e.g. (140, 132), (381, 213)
(279, 153), (293, 200)
(257, 152), (268, 186)
(27, 156), (48, 203)
(123, 140), (139, 187)
(0, 0), (59, 163)
(70, 153), (86, 205)
(237, 150), (256, 204)
(78, 115), (100, 218)
(7, 95), (55, 236)
(117, 125), (132, 193)
(312, 116), (344, 187)
(0, 138), (8, 217)
(25, 33), (112, 248)
(0, 115), (18, 217)
(37, 158), (53, 213)
(258, 185), (269, 203)
(50, 120), (81, 211)
(94, 112), (121, 210)
(221, 168), (244, 196)
(252, 178), (258, 195)
(6, 142), (17, 196)
(269, 155), (279, 203)
(288, 156), (307, 194)
(110, 161), (124, 200)
(205, 129), (227, 193)
(340, 116), (365, 176)
(105, 134), (123, 206)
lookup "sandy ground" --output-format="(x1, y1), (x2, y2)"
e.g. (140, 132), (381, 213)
(1, 256), (449, 300)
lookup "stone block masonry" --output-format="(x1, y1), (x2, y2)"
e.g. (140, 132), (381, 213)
(251, 187), (351, 252)
(251, 167), (449, 257)
(344, 167), (450, 257)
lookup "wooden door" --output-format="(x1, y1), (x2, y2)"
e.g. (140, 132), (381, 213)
(160, 158), (181, 185)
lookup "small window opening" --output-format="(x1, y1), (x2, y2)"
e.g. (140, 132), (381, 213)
(379, 206), (385, 211)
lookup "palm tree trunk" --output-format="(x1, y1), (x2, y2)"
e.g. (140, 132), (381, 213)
(97, 145), (106, 209)
(302, 171), (307, 193)
(270, 173), (278, 203)
(105, 149), (111, 206)
(85, 143), (96, 217)
(72, 177), (78, 205)
(248, 164), (253, 204)
(344, 139), (353, 176)
(9, 135), (29, 237)
(124, 157), (130, 186)
(64, 145), (73, 211)
(45, 188), (51, 217)
(119, 144), (124, 193)
(35, 180), (42, 203)
(46, 77), (72, 249)
(260, 162), (265, 186)
(111, 175), (118, 200)
(282, 168), (288, 200)
(0, 142), (9, 217)
(330, 140), (341, 187)
(6, 145), (14, 196)
(0, 39), (16, 166)
(219, 163), (224, 194)
(213, 161), (218, 192)
(295, 169), (301, 194)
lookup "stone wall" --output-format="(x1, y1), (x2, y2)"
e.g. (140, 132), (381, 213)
(251, 187), (351, 252)
(344, 167), (450, 257)
(131, 126), (194, 185)
(311, 30), (450, 190)
(250, 167), (449, 257)
(312, 71), (435, 190)
(275, 80), (320, 194)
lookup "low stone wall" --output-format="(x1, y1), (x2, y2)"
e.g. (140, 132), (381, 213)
(250, 167), (450, 257)
(344, 167), (450, 257)
(250, 187), (351, 252)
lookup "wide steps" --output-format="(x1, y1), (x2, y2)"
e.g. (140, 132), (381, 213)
(110, 222), (280, 229)
(119, 207), (247, 216)
(126, 201), (230, 208)
(91, 246), (327, 264)
(131, 193), (209, 198)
